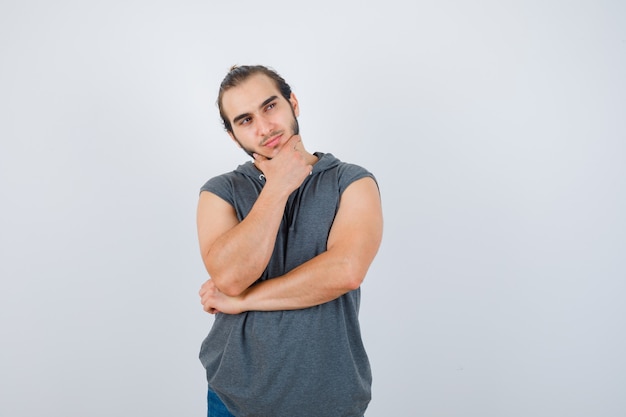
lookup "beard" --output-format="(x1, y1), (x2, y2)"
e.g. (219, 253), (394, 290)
(290, 110), (300, 135)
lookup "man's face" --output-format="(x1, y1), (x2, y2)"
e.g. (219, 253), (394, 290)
(222, 73), (300, 159)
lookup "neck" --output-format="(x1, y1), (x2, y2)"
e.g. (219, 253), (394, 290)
(301, 148), (319, 165)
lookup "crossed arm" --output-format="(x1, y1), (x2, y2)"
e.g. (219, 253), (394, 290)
(197, 177), (383, 314)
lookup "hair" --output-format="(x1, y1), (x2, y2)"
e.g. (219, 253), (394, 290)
(217, 65), (293, 133)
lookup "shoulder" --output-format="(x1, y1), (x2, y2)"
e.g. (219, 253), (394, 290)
(199, 165), (263, 209)
(335, 161), (377, 194)
(313, 153), (377, 195)
(200, 171), (235, 192)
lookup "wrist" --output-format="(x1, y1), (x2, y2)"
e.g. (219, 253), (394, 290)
(260, 181), (294, 201)
(234, 287), (251, 314)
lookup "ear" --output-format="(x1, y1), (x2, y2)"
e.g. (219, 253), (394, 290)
(289, 93), (300, 117)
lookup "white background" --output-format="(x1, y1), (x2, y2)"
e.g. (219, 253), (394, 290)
(1, 1), (625, 416)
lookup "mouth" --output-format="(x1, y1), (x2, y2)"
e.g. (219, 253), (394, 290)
(262, 133), (283, 148)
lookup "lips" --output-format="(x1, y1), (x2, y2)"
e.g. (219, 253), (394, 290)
(263, 134), (282, 148)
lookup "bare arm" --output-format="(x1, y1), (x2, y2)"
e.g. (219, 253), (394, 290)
(197, 135), (312, 296)
(200, 177), (383, 313)
(196, 188), (288, 296)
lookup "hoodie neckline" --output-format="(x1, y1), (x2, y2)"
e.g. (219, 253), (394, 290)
(235, 152), (341, 183)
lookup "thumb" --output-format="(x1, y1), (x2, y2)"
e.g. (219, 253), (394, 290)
(288, 134), (302, 146)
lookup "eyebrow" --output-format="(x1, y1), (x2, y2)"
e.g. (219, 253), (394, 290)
(232, 95), (279, 125)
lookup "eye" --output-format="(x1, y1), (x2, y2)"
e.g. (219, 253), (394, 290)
(265, 102), (276, 112)
(240, 117), (252, 126)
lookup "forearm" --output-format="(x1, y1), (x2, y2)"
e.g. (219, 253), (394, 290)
(239, 250), (368, 311)
(203, 187), (290, 296)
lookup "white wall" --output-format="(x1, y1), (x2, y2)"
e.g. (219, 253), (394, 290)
(1, 1), (624, 416)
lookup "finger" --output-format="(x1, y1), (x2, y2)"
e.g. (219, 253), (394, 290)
(200, 279), (212, 292)
(252, 152), (267, 161)
(202, 298), (214, 311)
(201, 292), (211, 305)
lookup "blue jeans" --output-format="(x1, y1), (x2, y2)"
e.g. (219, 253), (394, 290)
(207, 388), (365, 417)
(207, 389), (235, 417)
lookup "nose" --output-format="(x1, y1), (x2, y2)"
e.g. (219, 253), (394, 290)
(256, 115), (274, 137)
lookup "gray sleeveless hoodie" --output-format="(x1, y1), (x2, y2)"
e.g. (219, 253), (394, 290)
(199, 152), (375, 417)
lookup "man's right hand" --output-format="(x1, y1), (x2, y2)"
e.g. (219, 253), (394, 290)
(253, 135), (313, 196)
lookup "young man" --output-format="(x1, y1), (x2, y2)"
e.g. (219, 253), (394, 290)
(197, 65), (383, 417)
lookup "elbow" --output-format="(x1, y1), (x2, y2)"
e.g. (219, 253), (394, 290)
(221, 286), (247, 298)
(342, 261), (367, 292)
(211, 275), (248, 297)
(203, 259), (249, 297)
(345, 275), (365, 292)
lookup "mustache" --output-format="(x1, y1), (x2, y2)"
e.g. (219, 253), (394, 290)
(259, 115), (299, 146)
(261, 131), (284, 146)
